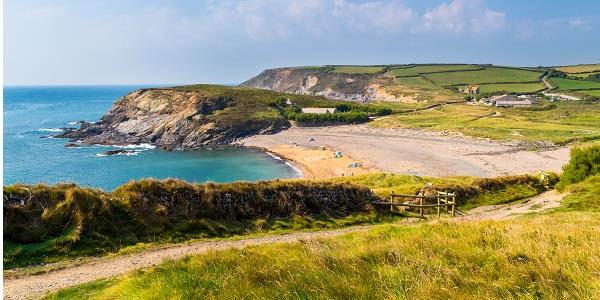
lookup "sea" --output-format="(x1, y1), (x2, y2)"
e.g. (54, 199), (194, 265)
(3, 86), (300, 191)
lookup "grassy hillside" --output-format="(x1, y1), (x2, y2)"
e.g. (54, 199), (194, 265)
(549, 77), (600, 91)
(171, 84), (388, 125)
(477, 82), (545, 93)
(242, 64), (557, 105)
(370, 101), (600, 144)
(46, 212), (600, 300)
(387, 64), (482, 77)
(423, 67), (541, 86)
(331, 66), (386, 74)
(555, 63), (600, 73)
(45, 172), (600, 300)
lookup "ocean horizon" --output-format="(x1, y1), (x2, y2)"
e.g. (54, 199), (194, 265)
(3, 85), (299, 191)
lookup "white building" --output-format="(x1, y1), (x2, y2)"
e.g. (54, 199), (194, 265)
(301, 107), (337, 114)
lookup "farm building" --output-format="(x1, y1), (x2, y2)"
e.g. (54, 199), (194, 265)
(462, 84), (480, 94)
(301, 107), (337, 114)
(490, 94), (532, 107)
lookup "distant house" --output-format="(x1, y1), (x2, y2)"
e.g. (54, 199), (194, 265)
(301, 107), (337, 114)
(462, 84), (480, 94)
(491, 94), (532, 107)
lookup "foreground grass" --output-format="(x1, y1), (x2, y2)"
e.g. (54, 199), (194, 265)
(46, 210), (600, 299)
(5, 173), (546, 270)
(371, 101), (600, 144)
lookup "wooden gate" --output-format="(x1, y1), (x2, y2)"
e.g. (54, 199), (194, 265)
(373, 191), (457, 217)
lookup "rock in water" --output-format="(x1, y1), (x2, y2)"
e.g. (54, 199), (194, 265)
(55, 87), (290, 150)
(100, 149), (136, 156)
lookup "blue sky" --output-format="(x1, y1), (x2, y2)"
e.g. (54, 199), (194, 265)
(4, 0), (600, 85)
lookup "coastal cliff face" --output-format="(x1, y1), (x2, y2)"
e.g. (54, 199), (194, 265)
(241, 67), (393, 102)
(58, 87), (289, 150)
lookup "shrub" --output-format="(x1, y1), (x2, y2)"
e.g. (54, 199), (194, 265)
(559, 145), (600, 188)
(294, 112), (369, 123)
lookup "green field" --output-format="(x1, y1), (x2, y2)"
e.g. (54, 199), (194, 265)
(555, 64), (600, 73)
(477, 82), (545, 93)
(370, 101), (600, 144)
(330, 66), (386, 74)
(566, 72), (599, 78)
(579, 89), (600, 96)
(550, 77), (600, 91)
(388, 64), (481, 77)
(393, 76), (441, 90)
(423, 67), (542, 86)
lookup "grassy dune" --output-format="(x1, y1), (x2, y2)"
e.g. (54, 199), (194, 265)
(370, 101), (600, 144)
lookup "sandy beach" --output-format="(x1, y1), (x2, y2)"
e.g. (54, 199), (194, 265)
(239, 125), (570, 179)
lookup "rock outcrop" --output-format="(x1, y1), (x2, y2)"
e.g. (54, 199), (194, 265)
(241, 67), (392, 102)
(57, 87), (289, 150)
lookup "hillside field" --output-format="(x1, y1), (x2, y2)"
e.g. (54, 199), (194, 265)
(555, 63), (600, 73)
(423, 67), (541, 86)
(477, 82), (545, 93)
(370, 101), (600, 144)
(550, 77), (600, 91)
(331, 66), (386, 74)
(387, 64), (482, 77)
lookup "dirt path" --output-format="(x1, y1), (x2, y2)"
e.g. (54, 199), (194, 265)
(4, 191), (566, 299)
(456, 190), (565, 221)
(3, 226), (379, 300)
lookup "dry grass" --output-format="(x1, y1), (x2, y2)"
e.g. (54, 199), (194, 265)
(555, 64), (600, 74)
(45, 211), (600, 299)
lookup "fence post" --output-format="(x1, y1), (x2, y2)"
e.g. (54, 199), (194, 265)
(419, 197), (424, 217)
(437, 196), (441, 217)
(451, 193), (456, 217)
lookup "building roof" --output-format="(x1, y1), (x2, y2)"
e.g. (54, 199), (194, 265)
(301, 107), (336, 114)
(495, 99), (532, 106)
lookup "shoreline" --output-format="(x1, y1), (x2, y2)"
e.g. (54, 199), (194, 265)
(240, 144), (378, 180)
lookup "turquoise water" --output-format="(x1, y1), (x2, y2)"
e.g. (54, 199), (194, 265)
(3, 86), (299, 191)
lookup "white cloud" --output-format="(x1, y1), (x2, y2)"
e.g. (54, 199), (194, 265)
(569, 18), (592, 30)
(417, 0), (505, 34)
(332, 0), (415, 32)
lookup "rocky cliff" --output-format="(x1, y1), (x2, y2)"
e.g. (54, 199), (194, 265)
(57, 86), (291, 150)
(240, 66), (393, 102)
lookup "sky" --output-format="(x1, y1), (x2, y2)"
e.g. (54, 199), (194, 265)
(4, 0), (600, 85)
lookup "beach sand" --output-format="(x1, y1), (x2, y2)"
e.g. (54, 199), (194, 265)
(265, 145), (377, 179)
(239, 125), (570, 179)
